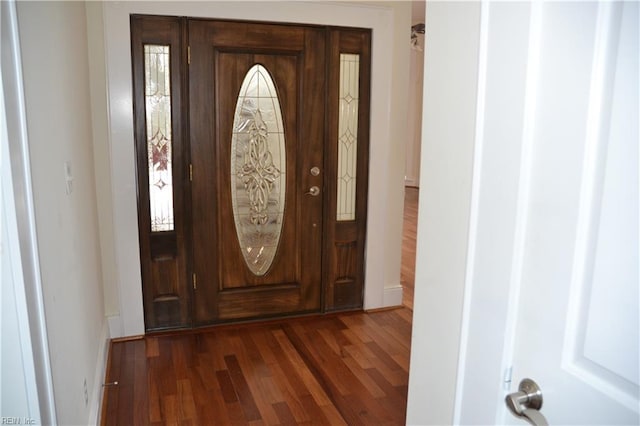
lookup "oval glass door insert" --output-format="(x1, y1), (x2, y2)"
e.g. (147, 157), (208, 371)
(230, 64), (286, 276)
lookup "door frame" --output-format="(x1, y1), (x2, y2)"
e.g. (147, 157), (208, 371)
(2, 0), (57, 422)
(99, 2), (407, 337)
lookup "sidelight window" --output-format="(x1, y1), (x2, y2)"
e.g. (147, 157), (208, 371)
(336, 53), (360, 221)
(144, 44), (175, 232)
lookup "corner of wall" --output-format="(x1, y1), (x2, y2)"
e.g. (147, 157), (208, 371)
(86, 0), (121, 319)
(107, 315), (123, 339)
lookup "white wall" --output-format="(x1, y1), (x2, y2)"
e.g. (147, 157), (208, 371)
(405, 1), (425, 187)
(97, 1), (411, 336)
(86, 2), (119, 320)
(377, 1), (411, 305)
(406, 2), (481, 424)
(16, 2), (108, 424)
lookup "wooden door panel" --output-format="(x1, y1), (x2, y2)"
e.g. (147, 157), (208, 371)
(190, 21), (325, 324)
(323, 29), (371, 311)
(218, 286), (301, 320)
(297, 28), (326, 310)
(189, 21), (219, 323)
(195, 20), (305, 51)
(216, 52), (300, 288)
(131, 15), (191, 330)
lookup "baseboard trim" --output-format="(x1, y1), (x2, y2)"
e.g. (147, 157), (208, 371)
(88, 319), (110, 425)
(404, 178), (419, 188)
(365, 305), (405, 313)
(383, 284), (404, 308)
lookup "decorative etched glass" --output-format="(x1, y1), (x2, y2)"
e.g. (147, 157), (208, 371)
(231, 65), (286, 276)
(144, 45), (174, 232)
(337, 54), (360, 221)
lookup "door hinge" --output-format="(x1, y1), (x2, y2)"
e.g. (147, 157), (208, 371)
(192, 273), (197, 290)
(189, 163), (193, 181)
(187, 46), (191, 65)
(503, 366), (513, 390)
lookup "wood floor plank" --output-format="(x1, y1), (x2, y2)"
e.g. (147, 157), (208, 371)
(280, 325), (352, 398)
(162, 394), (179, 425)
(239, 332), (271, 378)
(283, 323), (396, 424)
(185, 367), (208, 410)
(341, 355), (386, 398)
(341, 341), (375, 371)
(103, 343), (121, 426)
(157, 338), (179, 397)
(340, 325), (404, 378)
(298, 393), (337, 425)
(146, 336), (160, 358)
(206, 385), (234, 425)
(117, 341), (136, 424)
(147, 357), (163, 423)
(259, 342), (321, 424)
(172, 337), (193, 380)
(195, 354), (219, 392)
(262, 331), (311, 402)
(272, 328), (335, 406)
(216, 369), (239, 403)
(366, 340), (404, 371)
(133, 340), (149, 425)
(176, 379), (198, 421)
(272, 401), (297, 425)
(224, 354), (262, 422)
(238, 364), (281, 425)
(347, 313), (410, 356)
(230, 331), (279, 423)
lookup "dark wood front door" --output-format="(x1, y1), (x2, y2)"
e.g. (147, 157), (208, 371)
(132, 16), (371, 331)
(189, 21), (325, 324)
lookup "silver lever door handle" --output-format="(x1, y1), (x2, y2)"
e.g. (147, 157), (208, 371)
(306, 186), (320, 196)
(505, 378), (548, 426)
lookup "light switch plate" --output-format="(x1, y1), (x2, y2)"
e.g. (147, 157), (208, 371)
(64, 161), (73, 195)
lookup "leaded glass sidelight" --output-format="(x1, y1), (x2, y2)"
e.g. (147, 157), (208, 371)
(231, 65), (286, 276)
(144, 45), (174, 232)
(337, 54), (360, 221)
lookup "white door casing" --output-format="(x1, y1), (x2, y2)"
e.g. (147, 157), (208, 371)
(407, 1), (639, 424)
(1, 0), (57, 422)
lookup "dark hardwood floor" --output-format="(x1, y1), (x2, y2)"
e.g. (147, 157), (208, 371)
(101, 189), (418, 425)
(401, 187), (418, 311)
(102, 309), (412, 425)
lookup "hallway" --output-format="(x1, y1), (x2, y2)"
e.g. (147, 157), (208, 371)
(101, 190), (418, 425)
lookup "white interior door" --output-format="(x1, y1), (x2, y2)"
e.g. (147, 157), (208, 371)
(507, 2), (638, 423)
(406, 1), (638, 425)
